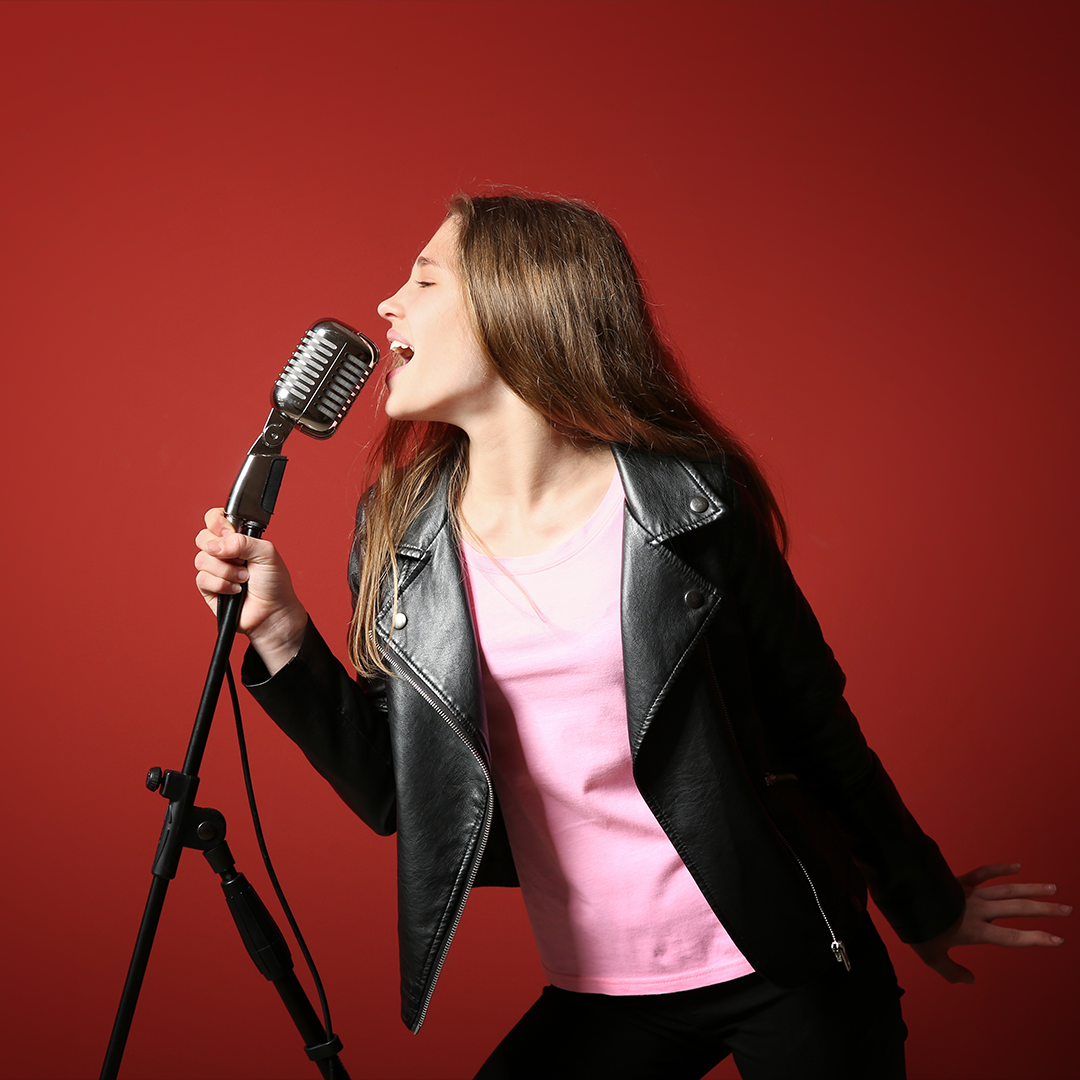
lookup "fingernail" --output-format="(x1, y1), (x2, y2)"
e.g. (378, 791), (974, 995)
(1045, 884), (1058, 894)
(237, 569), (249, 582)
(1051, 936), (1065, 944)
(1061, 905), (1072, 914)
(207, 539), (222, 554)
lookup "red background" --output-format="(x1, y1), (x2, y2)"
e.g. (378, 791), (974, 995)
(1, 2), (1077, 1078)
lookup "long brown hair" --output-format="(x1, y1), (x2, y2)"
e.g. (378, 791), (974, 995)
(348, 192), (785, 675)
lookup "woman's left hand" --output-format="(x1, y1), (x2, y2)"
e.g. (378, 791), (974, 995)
(911, 863), (1070, 984)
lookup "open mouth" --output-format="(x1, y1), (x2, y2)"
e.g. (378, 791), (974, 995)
(390, 340), (414, 368)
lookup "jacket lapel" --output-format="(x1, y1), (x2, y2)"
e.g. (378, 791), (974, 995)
(613, 446), (730, 759)
(376, 472), (485, 755)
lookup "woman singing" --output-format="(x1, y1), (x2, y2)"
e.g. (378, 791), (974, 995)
(194, 192), (1068, 1079)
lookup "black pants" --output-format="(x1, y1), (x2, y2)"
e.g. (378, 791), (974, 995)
(473, 918), (906, 1080)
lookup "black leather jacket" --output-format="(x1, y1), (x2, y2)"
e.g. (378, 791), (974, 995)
(244, 444), (964, 1032)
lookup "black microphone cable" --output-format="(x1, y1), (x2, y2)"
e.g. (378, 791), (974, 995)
(225, 659), (340, 1063)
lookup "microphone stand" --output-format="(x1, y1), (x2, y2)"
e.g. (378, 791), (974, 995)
(101, 438), (350, 1079)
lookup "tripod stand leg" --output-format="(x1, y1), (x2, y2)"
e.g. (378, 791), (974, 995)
(100, 875), (170, 1079)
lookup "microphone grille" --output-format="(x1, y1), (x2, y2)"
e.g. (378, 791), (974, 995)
(274, 320), (379, 438)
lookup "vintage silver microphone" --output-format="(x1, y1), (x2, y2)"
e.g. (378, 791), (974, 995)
(225, 319), (379, 533)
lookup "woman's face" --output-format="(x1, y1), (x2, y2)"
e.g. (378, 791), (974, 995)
(377, 219), (504, 428)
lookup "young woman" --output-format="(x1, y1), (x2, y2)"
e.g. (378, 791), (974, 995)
(194, 193), (1068, 1079)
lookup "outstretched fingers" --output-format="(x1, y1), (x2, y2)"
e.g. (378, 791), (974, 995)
(959, 865), (1071, 935)
(911, 861), (1070, 983)
(965, 889), (1071, 946)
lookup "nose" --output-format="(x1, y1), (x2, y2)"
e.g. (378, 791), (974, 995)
(377, 287), (404, 322)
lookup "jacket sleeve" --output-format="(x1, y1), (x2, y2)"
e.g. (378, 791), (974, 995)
(242, 617), (397, 836)
(714, 459), (965, 944)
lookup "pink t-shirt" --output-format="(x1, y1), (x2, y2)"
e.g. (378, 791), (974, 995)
(462, 471), (754, 994)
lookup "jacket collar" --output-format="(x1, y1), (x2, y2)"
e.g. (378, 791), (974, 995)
(393, 444), (731, 554)
(394, 465), (454, 562)
(612, 444), (728, 540)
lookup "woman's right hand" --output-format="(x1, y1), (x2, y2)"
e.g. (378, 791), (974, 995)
(194, 508), (309, 675)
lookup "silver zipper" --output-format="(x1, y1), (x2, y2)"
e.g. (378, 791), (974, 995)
(387, 651), (495, 1031)
(703, 642), (850, 971)
(771, 816), (851, 971)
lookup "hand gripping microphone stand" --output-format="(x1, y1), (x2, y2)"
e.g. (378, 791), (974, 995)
(101, 322), (379, 1080)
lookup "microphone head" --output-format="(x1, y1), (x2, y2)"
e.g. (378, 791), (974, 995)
(273, 319), (380, 439)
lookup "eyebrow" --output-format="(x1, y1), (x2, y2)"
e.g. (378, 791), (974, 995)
(415, 255), (442, 269)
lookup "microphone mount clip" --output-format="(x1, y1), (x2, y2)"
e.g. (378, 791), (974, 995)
(225, 410), (297, 534)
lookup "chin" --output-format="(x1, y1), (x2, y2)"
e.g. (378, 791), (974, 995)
(384, 397), (442, 425)
(382, 386), (412, 420)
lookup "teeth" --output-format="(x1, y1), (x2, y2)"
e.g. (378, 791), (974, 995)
(389, 340), (414, 368)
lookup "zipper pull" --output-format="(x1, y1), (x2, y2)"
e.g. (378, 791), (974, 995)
(831, 939), (851, 971)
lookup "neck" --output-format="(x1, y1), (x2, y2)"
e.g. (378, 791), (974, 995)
(458, 411), (616, 558)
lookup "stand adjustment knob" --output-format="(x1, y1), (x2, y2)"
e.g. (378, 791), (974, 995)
(145, 767), (164, 792)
